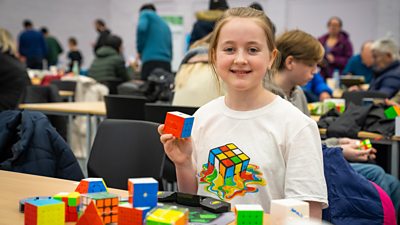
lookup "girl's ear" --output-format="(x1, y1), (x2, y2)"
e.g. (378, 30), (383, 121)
(268, 49), (278, 69)
(285, 55), (295, 71)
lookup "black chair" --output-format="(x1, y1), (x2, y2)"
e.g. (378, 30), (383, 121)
(50, 80), (77, 92)
(144, 103), (199, 124)
(87, 119), (166, 190)
(104, 95), (147, 120)
(342, 91), (388, 106)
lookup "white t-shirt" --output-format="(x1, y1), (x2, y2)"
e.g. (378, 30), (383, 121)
(192, 96), (328, 212)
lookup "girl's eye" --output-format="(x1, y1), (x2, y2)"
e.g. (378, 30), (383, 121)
(223, 47), (234, 53)
(248, 47), (259, 54)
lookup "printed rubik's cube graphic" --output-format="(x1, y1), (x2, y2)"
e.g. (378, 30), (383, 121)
(207, 143), (250, 179)
(24, 198), (65, 225)
(164, 111), (194, 138)
(53, 192), (80, 222)
(146, 205), (189, 225)
(118, 203), (151, 225)
(128, 178), (158, 208)
(80, 192), (119, 224)
(359, 139), (372, 150)
(75, 178), (108, 194)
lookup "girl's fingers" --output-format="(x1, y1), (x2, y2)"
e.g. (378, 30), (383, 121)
(158, 124), (165, 135)
(160, 133), (174, 144)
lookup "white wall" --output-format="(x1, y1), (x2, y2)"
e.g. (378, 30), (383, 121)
(1, 0), (399, 71)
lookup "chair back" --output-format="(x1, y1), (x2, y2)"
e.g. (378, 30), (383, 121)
(104, 95), (147, 120)
(342, 91), (388, 106)
(87, 119), (165, 189)
(144, 103), (198, 124)
(50, 80), (77, 92)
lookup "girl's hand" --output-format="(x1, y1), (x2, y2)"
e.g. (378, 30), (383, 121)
(158, 124), (193, 167)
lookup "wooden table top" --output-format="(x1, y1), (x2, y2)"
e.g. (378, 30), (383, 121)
(19, 101), (106, 116)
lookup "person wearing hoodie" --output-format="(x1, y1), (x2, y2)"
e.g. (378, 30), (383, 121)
(189, 0), (229, 46)
(318, 16), (353, 79)
(88, 35), (130, 92)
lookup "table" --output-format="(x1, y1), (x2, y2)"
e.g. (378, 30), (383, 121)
(0, 171), (269, 225)
(19, 102), (106, 169)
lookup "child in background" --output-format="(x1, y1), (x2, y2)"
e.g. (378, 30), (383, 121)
(274, 29), (400, 212)
(159, 8), (327, 218)
(67, 37), (83, 72)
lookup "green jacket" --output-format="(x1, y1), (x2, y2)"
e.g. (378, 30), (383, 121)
(88, 46), (130, 82)
(45, 36), (63, 66)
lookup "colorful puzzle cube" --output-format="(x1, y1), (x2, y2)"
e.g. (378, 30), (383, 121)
(76, 201), (103, 225)
(24, 198), (65, 225)
(207, 143), (250, 180)
(270, 199), (309, 225)
(53, 192), (80, 222)
(128, 178), (158, 208)
(164, 111), (194, 138)
(75, 178), (108, 194)
(359, 139), (372, 150)
(80, 192), (119, 224)
(235, 204), (264, 225)
(118, 203), (151, 225)
(146, 206), (189, 225)
(384, 105), (400, 119)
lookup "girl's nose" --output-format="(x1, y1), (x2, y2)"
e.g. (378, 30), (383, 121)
(234, 50), (247, 64)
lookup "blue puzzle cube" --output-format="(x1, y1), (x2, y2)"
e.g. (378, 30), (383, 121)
(128, 178), (158, 208)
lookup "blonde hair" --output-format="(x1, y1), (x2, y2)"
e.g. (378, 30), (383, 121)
(276, 29), (324, 71)
(0, 28), (17, 56)
(208, 7), (278, 84)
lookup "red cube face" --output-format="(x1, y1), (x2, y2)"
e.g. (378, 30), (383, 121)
(164, 111), (194, 138)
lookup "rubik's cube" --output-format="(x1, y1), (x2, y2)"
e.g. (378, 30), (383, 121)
(118, 203), (151, 225)
(128, 178), (158, 208)
(235, 204), (264, 225)
(359, 139), (372, 150)
(207, 143), (250, 179)
(164, 111), (194, 138)
(146, 205), (189, 225)
(53, 192), (80, 222)
(384, 105), (400, 119)
(24, 198), (65, 225)
(75, 178), (108, 194)
(80, 192), (119, 224)
(76, 201), (103, 225)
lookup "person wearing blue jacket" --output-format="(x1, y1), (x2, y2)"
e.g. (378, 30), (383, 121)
(342, 41), (374, 83)
(18, 20), (47, 69)
(136, 3), (172, 81)
(303, 72), (333, 102)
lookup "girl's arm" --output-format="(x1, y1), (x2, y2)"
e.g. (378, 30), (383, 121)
(307, 201), (322, 219)
(175, 159), (198, 194)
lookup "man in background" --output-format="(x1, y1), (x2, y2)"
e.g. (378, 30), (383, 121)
(93, 19), (111, 54)
(343, 41), (374, 83)
(18, 20), (47, 69)
(41, 27), (63, 67)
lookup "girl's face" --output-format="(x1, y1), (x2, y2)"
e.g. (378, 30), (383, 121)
(215, 17), (274, 93)
(288, 59), (317, 86)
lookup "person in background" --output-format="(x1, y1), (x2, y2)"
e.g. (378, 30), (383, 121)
(318, 16), (353, 79)
(18, 19), (47, 69)
(159, 7), (327, 218)
(248, 2), (276, 35)
(88, 35), (130, 93)
(342, 41), (374, 83)
(303, 72), (332, 102)
(274, 29), (399, 213)
(136, 3), (172, 81)
(93, 19), (111, 54)
(189, 0), (229, 46)
(67, 37), (83, 72)
(40, 27), (63, 68)
(0, 28), (31, 111)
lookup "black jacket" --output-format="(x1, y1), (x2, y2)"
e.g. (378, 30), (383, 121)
(0, 52), (31, 111)
(0, 110), (84, 181)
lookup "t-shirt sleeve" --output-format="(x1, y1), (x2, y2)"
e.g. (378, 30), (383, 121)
(284, 121), (328, 208)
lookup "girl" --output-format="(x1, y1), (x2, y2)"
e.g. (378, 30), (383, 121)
(159, 8), (327, 218)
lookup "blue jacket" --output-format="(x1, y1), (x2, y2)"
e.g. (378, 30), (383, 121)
(342, 54), (374, 83)
(0, 110), (83, 181)
(136, 10), (172, 64)
(322, 146), (386, 225)
(18, 29), (47, 59)
(303, 73), (332, 96)
(369, 60), (400, 98)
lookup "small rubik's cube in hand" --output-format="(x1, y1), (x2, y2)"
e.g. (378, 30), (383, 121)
(164, 111), (194, 138)
(359, 139), (372, 150)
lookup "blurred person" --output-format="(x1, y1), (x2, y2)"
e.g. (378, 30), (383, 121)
(343, 41), (374, 83)
(136, 3), (172, 81)
(93, 19), (111, 53)
(303, 72), (332, 102)
(0, 28), (31, 111)
(189, 0), (229, 46)
(40, 27), (63, 67)
(18, 19), (47, 69)
(318, 16), (353, 79)
(67, 37), (83, 72)
(248, 2), (276, 35)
